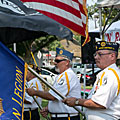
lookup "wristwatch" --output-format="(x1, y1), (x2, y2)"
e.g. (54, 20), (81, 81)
(75, 99), (79, 105)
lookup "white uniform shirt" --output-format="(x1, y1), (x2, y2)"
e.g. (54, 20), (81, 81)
(85, 64), (120, 120)
(24, 78), (43, 111)
(48, 68), (81, 114)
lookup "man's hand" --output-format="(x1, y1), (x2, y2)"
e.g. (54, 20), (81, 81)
(62, 97), (77, 107)
(26, 88), (36, 96)
(63, 97), (106, 109)
(40, 106), (48, 118)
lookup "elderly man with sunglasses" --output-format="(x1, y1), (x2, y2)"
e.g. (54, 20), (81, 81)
(26, 48), (81, 120)
(63, 41), (120, 120)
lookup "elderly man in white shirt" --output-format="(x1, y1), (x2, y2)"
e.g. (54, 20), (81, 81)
(63, 41), (120, 120)
(26, 48), (81, 120)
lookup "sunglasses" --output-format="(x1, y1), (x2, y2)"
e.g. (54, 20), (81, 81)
(55, 59), (67, 63)
(93, 52), (112, 57)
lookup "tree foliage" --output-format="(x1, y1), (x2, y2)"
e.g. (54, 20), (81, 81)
(73, 35), (81, 44)
(88, 3), (120, 26)
(7, 35), (60, 62)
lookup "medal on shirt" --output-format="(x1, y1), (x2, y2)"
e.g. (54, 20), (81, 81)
(103, 78), (107, 85)
(93, 77), (107, 95)
(93, 79), (100, 94)
(57, 74), (64, 85)
(58, 79), (64, 85)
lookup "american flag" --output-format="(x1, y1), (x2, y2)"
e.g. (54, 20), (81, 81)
(21, 0), (89, 44)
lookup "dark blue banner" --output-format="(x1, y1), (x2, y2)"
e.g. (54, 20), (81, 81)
(0, 42), (27, 120)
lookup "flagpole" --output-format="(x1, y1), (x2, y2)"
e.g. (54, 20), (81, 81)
(13, 43), (16, 53)
(28, 66), (85, 116)
(99, 7), (102, 39)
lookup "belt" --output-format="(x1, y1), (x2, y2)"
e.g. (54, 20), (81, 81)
(51, 113), (79, 117)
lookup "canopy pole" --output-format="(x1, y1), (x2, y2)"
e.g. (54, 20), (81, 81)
(102, 6), (114, 35)
(99, 7), (102, 39)
(28, 66), (85, 116)
(83, 64), (86, 99)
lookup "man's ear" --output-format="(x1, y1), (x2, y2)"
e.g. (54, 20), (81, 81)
(66, 60), (70, 66)
(111, 53), (116, 60)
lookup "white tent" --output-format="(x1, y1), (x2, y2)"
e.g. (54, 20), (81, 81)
(97, 0), (120, 8)
(95, 0), (120, 39)
(89, 20), (120, 32)
(89, 20), (120, 42)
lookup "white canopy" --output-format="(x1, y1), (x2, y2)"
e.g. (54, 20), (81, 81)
(89, 20), (120, 42)
(89, 20), (120, 32)
(97, 0), (120, 8)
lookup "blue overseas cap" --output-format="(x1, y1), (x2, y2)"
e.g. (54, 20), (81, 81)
(56, 48), (74, 61)
(95, 41), (119, 52)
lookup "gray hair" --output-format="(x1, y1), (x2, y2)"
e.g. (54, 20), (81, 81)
(62, 56), (73, 67)
(109, 50), (118, 58)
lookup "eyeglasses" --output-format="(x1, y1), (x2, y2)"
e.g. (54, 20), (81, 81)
(93, 52), (112, 57)
(55, 59), (67, 63)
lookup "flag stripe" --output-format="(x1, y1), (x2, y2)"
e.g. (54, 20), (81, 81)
(23, 0), (86, 17)
(24, 2), (83, 26)
(23, 0), (80, 11)
(21, 0), (87, 36)
(23, 0), (82, 18)
(37, 10), (85, 35)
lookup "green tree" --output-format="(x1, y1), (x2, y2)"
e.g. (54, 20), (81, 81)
(7, 35), (60, 62)
(88, 4), (120, 26)
(73, 35), (81, 44)
(48, 40), (64, 51)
